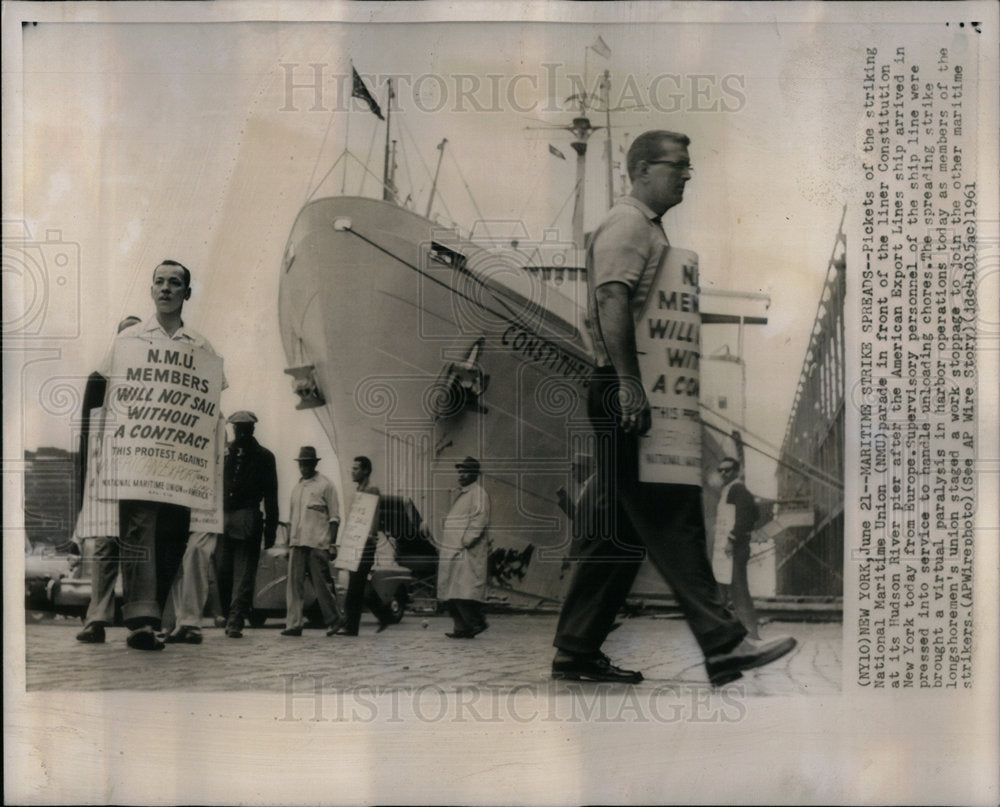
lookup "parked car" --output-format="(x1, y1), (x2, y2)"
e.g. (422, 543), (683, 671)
(24, 540), (122, 622)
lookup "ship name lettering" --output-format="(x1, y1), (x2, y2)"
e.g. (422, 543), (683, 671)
(501, 325), (587, 381)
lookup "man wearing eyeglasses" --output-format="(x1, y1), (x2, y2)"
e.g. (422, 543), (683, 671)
(551, 130), (795, 685)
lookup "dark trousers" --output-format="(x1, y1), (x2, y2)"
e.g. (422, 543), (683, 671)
(285, 546), (341, 630)
(447, 599), (486, 633)
(118, 500), (190, 630)
(215, 508), (262, 631)
(342, 536), (393, 634)
(553, 368), (746, 658)
(723, 534), (759, 639)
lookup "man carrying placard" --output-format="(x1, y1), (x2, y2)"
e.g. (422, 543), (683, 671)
(96, 260), (226, 651)
(333, 456), (395, 636)
(551, 131), (795, 685)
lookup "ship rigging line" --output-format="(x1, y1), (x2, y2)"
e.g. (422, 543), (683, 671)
(396, 117), (459, 227)
(699, 411), (844, 493)
(303, 104), (339, 204)
(306, 151), (348, 203)
(514, 155), (547, 227)
(396, 120), (432, 212)
(446, 148), (491, 241)
(339, 227), (589, 354)
(397, 117), (435, 188)
(549, 177), (581, 233)
(359, 125), (380, 197)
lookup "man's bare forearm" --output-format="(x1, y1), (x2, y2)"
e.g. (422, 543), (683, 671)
(596, 283), (642, 381)
(596, 282), (651, 434)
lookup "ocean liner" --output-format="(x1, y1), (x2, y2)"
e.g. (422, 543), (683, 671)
(277, 69), (763, 605)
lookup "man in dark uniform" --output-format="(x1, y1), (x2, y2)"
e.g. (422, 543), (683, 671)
(214, 410), (278, 638)
(551, 130), (795, 685)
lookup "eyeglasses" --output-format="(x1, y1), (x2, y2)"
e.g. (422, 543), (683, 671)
(647, 160), (693, 173)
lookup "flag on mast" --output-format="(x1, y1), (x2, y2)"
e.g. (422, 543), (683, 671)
(590, 36), (611, 59)
(548, 144), (566, 160)
(352, 67), (384, 120)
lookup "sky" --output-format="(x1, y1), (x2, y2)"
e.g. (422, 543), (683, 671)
(8, 15), (865, 504)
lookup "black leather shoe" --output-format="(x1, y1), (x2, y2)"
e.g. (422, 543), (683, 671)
(164, 626), (203, 644)
(705, 635), (797, 685)
(551, 652), (643, 683)
(225, 628), (243, 639)
(375, 621), (391, 634)
(326, 618), (347, 637)
(76, 624), (106, 644)
(126, 627), (165, 651)
(280, 627), (303, 637)
(468, 621), (489, 637)
(445, 630), (473, 639)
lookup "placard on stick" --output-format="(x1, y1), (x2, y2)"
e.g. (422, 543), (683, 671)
(335, 491), (379, 572)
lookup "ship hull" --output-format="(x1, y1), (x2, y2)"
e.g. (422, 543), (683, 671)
(279, 197), (595, 603)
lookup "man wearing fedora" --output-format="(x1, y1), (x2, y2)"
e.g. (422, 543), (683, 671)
(281, 446), (344, 636)
(437, 456), (491, 638)
(208, 410), (279, 639)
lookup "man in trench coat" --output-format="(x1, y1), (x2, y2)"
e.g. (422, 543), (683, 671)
(436, 456), (490, 638)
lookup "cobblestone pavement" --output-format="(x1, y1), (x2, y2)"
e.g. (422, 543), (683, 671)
(25, 613), (841, 695)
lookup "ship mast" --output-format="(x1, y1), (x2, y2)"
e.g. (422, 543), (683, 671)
(603, 70), (614, 210)
(567, 69), (616, 248)
(382, 78), (396, 202)
(569, 95), (596, 250)
(425, 138), (448, 218)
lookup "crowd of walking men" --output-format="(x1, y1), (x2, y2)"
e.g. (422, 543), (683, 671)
(70, 129), (795, 685)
